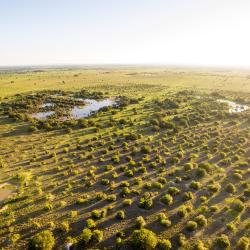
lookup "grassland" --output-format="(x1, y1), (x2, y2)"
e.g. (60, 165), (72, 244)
(0, 67), (249, 250)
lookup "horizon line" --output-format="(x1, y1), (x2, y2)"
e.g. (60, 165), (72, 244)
(0, 63), (250, 70)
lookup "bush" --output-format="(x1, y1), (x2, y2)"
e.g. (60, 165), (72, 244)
(107, 194), (117, 202)
(92, 229), (103, 243)
(177, 205), (191, 218)
(152, 181), (164, 189)
(80, 228), (92, 244)
(186, 221), (198, 231)
(158, 239), (172, 250)
(91, 209), (101, 219)
(194, 215), (207, 227)
(86, 219), (96, 229)
(139, 194), (153, 210)
(196, 168), (206, 178)
(120, 187), (131, 196)
(29, 230), (55, 250)
(158, 212), (167, 221)
(184, 163), (194, 171)
(176, 233), (186, 246)
(193, 240), (205, 250)
(225, 183), (236, 194)
(158, 213), (171, 227)
(160, 219), (171, 228)
(168, 186), (180, 196)
(135, 216), (146, 229)
(215, 234), (230, 249)
(207, 183), (221, 193)
(189, 181), (201, 190)
(182, 191), (194, 201)
(160, 194), (173, 206)
(43, 203), (53, 212)
(131, 229), (158, 250)
(125, 170), (134, 177)
(231, 199), (245, 213)
(123, 199), (133, 206)
(59, 221), (70, 232)
(236, 236), (249, 250)
(116, 210), (125, 220)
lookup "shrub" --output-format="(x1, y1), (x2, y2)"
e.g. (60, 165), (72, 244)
(200, 196), (207, 203)
(210, 205), (219, 213)
(207, 183), (221, 193)
(123, 199), (133, 206)
(120, 187), (131, 196)
(116, 210), (125, 220)
(160, 219), (171, 227)
(168, 186), (180, 196)
(160, 194), (173, 206)
(43, 203), (53, 212)
(157, 213), (171, 227)
(96, 192), (106, 201)
(92, 229), (103, 243)
(29, 230), (55, 250)
(107, 194), (117, 202)
(139, 193), (153, 210)
(186, 221), (198, 231)
(158, 239), (172, 250)
(125, 170), (134, 177)
(176, 233), (186, 246)
(101, 178), (110, 185)
(158, 177), (167, 184)
(184, 163), (193, 171)
(177, 205), (191, 218)
(135, 216), (146, 229)
(189, 181), (201, 190)
(193, 240), (205, 250)
(236, 236), (249, 250)
(10, 233), (20, 244)
(158, 212), (167, 221)
(91, 209), (101, 219)
(231, 199), (245, 213)
(225, 183), (236, 194)
(76, 198), (87, 205)
(80, 228), (92, 244)
(141, 146), (151, 154)
(215, 234), (230, 249)
(116, 236), (124, 247)
(182, 191), (194, 201)
(196, 168), (206, 178)
(232, 173), (243, 180)
(194, 215), (207, 227)
(70, 210), (77, 218)
(86, 219), (96, 229)
(59, 221), (70, 232)
(152, 181), (164, 189)
(226, 223), (237, 233)
(131, 229), (158, 250)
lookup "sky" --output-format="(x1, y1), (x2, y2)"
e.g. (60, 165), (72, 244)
(1, 0), (250, 67)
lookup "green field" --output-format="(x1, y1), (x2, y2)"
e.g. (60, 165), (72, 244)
(0, 67), (249, 250)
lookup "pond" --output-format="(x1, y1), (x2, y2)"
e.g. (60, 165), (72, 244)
(31, 111), (55, 119)
(40, 102), (54, 108)
(30, 98), (115, 120)
(71, 98), (115, 119)
(217, 99), (249, 113)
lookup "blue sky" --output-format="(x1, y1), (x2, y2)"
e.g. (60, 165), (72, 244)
(1, 0), (250, 66)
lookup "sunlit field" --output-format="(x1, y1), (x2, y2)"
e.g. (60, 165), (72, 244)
(0, 67), (249, 250)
